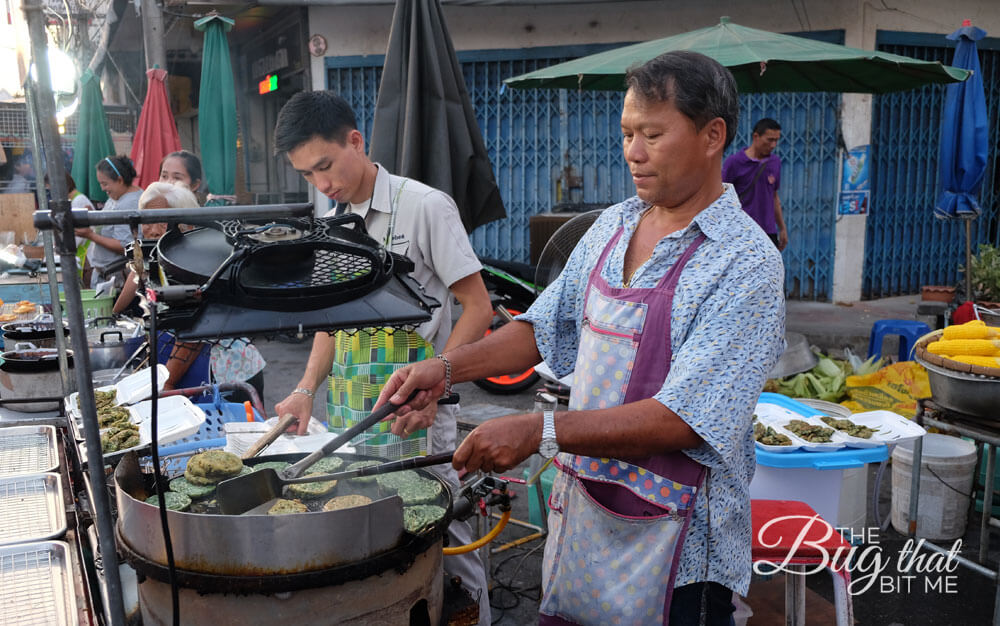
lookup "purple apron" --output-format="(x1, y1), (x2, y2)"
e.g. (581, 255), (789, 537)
(539, 227), (707, 625)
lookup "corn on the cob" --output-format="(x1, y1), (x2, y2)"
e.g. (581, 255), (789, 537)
(942, 320), (1000, 340)
(949, 355), (1000, 368)
(927, 339), (1000, 357)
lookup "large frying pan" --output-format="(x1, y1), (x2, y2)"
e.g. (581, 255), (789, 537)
(114, 449), (453, 588)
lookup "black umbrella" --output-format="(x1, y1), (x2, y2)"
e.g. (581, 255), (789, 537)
(369, 0), (505, 233)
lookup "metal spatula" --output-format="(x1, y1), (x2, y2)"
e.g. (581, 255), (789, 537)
(236, 452), (455, 516)
(217, 394), (416, 515)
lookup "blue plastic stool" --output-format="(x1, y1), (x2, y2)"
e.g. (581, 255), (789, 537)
(867, 319), (931, 361)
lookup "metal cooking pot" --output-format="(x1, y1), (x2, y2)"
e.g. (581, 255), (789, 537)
(1, 320), (70, 350)
(0, 342), (75, 411)
(83, 317), (145, 372)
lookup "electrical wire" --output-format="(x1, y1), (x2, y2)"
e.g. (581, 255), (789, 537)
(488, 526), (544, 624)
(149, 304), (181, 626)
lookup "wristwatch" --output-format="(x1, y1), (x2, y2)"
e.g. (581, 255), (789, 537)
(538, 410), (560, 459)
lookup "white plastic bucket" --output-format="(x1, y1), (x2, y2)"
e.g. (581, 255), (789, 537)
(891, 434), (977, 541)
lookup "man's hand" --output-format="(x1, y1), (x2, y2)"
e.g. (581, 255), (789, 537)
(375, 358), (447, 417)
(74, 227), (94, 239)
(453, 413), (542, 474)
(389, 400), (437, 438)
(777, 227), (788, 251)
(274, 391), (315, 435)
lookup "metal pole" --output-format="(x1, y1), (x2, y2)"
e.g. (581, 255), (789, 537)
(965, 219), (974, 302)
(140, 0), (168, 75)
(34, 202), (315, 230)
(21, 1), (127, 623)
(23, 78), (71, 394)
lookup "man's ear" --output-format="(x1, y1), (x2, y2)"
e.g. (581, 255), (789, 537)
(704, 117), (727, 157)
(348, 129), (365, 153)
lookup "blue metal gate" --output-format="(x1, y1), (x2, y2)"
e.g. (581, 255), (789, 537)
(328, 48), (840, 299)
(864, 33), (1000, 298)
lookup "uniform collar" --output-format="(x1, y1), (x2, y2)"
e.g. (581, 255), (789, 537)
(348, 162), (393, 217)
(623, 184), (738, 243)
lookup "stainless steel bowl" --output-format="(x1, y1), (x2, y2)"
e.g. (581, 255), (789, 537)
(769, 332), (817, 379)
(915, 355), (1000, 419)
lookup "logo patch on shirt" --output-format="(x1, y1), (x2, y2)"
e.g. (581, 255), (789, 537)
(767, 175), (776, 185)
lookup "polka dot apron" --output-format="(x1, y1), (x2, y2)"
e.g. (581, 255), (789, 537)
(539, 228), (707, 625)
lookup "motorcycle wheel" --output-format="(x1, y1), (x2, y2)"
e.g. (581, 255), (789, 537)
(472, 308), (540, 395)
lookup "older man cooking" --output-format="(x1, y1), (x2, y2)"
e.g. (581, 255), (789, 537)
(378, 51), (786, 625)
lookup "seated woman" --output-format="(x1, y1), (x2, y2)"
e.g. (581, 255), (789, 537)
(75, 155), (141, 289)
(114, 170), (266, 404)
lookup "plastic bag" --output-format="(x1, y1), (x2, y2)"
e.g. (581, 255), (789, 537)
(840, 361), (931, 418)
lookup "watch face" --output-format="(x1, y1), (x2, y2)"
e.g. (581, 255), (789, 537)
(539, 439), (559, 458)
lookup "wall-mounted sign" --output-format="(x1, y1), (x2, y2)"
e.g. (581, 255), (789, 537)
(258, 74), (279, 95)
(309, 34), (328, 57)
(838, 145), (870, 215)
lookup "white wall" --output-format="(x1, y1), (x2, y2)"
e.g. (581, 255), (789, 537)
(307, 0), (999, 301)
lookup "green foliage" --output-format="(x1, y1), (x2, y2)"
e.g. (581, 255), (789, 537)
(965, 244), (1000, 303)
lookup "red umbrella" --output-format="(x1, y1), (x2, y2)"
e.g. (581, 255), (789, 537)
(130, 68), (181, 189)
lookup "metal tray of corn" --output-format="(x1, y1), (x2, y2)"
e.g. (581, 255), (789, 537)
(0, 541), (78, 625)
(0, 473), (66, 546)
(0, 425), (59, 477)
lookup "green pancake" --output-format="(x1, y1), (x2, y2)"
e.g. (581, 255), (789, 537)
(185, 450), (244, 486)
(145, 491), (192, 512)
(268, 499), (308, 515)
(375, 469), (420, 492)
(403, 504), (446, 533)
(345, 460), (382, 484)
(312, 456), (346, 474)
(286, 473), (338, 499)
(398, 477), (443, 505)
(251, 461), (290, 473)
(169, 476), (217, 499)
(322, 494), (372, 511)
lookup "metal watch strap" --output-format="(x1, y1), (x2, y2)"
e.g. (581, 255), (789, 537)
(542, 409), (556, 440)
(293, 387), (315, 399)
(436, 353), (453, 398)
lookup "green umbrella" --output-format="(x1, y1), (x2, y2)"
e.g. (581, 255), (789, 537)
(71, 69), (115, 202)
(195, 14), (237, 205)
(505, 17), (970, 93)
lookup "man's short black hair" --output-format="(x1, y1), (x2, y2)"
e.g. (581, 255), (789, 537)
(625, 51), (739, 149)
(752, 118), (782, 136)
(273, 91), (358, 155)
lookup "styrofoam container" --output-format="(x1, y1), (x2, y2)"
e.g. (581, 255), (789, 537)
(808, 415), (884, 449)
(112, 364), (170, 405)
(129, 396), (206, 446)
(65, 364), (170, 416)
(767, 414), (846, 452)
(848, 410), (926, 445)
(753, 418), (807, 453)
(752, 393), (889, 534)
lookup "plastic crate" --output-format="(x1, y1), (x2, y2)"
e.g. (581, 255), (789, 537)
(60, 289), (115, 322)
(151, 386), (262, 473)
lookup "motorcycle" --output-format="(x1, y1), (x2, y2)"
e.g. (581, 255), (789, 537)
(474, 258), (542, 394)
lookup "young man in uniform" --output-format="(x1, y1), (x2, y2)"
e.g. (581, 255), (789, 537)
(273, 91), (494, 623)
(722, 118), (788, 250)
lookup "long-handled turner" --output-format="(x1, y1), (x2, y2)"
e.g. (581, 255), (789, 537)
(218, 394), (419, 514)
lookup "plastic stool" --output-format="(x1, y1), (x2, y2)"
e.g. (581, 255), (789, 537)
(751, 499), (854, 626)
(867, 319), (931, 361)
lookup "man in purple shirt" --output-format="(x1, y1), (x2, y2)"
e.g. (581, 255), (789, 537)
(722, 118), (788, 250)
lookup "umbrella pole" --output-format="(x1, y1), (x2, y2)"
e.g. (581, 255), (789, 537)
(965, 218), (974, 303)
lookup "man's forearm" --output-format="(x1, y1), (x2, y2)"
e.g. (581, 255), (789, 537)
(296, 332), (338, 392)
(554, 398), (703, 458)
(774, 193), (786, 231)
(445, 320), (542, 383)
